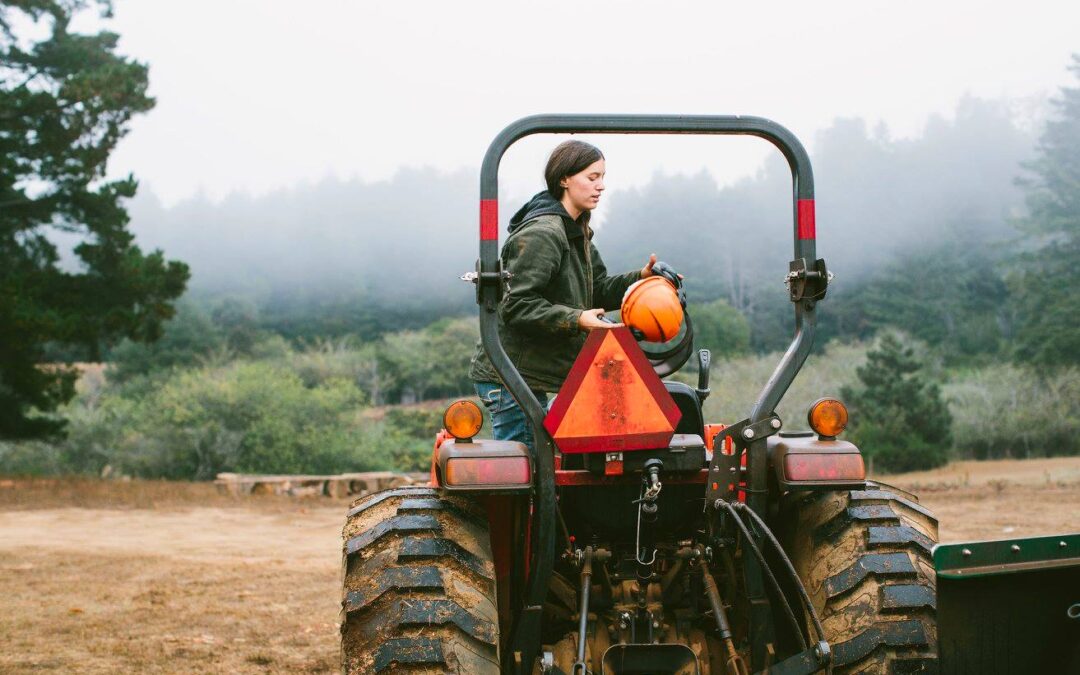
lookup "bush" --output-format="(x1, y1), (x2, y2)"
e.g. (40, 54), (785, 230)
(690, 299), (751, 360)
(0, 441), (65, 475)
(0, 313), (489, 479)
(288, 337), (382, 395)
(382, 406), (445, 438)
(378, 317), (477, 403)
(24, 311), (1078, 481)
(144, 362), (372, 478)
(46, 360), (388, 480)
(107, 302), (226, 382)
(945, 364), (1080, 458)
(698, 340), (868, 427)
(357, 422), (433, 473)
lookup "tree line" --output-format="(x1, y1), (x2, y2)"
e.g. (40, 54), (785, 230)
(0, 1), (1077, 476)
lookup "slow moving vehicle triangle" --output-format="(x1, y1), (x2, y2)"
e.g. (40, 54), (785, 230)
(544, 327), (681, 453)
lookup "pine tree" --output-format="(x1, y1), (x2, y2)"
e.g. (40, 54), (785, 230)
(1010, 55), (1080, 366)
(841, 333), (952, 473)
(0, 1), (189, 438)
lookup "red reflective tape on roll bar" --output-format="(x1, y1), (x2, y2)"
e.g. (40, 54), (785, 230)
(798, 199), (816, 240)
(480, 199), (498, 241)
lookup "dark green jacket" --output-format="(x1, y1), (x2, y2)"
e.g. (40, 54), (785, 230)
(469, 191), (641, 392)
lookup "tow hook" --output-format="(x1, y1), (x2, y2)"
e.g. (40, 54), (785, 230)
(635, 460), (663, 570)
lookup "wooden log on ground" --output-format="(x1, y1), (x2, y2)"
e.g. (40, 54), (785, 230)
(214, 471), (427, 498)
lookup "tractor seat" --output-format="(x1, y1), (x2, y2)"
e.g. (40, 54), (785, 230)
(664, 381), (704, 437)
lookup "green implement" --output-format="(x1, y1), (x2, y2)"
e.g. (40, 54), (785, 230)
(935, 533), (1080, 674)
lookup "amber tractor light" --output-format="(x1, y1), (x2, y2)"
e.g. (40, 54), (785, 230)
(444, 400), (483, 441)
(808, 398), (848, 439)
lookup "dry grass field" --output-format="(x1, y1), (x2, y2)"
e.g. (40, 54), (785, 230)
(1, 458), (1078, 673)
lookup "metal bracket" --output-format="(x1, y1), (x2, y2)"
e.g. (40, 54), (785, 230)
(705, 415), (782, 505)
(786, 257), (830, 303)
(706, 441), (742, 502)
(507, 604), (544, 675)
(463, 259), (512, 306)
(540, 650), (569, 675)
(753, 640), (831, 674)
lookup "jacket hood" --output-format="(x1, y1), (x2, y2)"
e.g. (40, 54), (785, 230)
(508, 190), (587, 238)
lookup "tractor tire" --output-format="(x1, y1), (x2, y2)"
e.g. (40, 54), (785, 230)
(783, 481), (939, 674)
(341, 485), (500, 674)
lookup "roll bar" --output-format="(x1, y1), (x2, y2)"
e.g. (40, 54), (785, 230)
(475, 114), (823, 671)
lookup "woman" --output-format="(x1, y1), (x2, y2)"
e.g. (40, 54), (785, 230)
(469, 140), (680, 449)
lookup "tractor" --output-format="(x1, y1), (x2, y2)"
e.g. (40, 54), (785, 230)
(339, 115), (1080, 674)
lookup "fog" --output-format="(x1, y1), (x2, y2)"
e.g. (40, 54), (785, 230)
(98, 0), (1076, 206)
(128, 96), (1033, 326)
(87, 0), (1069, 333)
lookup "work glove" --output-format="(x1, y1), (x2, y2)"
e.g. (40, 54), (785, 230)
(651, 261), (687, 308)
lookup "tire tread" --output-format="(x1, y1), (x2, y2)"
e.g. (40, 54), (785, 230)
(341, 487), (499, 674)
(785, 485), (939, 673)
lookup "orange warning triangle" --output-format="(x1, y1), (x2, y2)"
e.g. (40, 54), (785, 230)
(544, 327), (681, 453)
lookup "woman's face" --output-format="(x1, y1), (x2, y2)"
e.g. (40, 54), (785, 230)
(561, 158), (606, 216)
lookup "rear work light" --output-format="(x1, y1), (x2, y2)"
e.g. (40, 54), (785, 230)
(783, 453), (865, 482)
(444, 456), (531, 487)
(808, 398), (848, 439)
(444, 400), (483, 441)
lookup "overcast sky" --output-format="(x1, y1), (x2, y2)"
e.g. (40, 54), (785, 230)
(94, 0), (1078, 207)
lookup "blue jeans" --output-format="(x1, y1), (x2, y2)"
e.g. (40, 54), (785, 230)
(474, 382), (548, 452)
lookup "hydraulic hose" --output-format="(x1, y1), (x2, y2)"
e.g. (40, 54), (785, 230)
(732, 502), (831, 674)
(715, 500), (806, 652)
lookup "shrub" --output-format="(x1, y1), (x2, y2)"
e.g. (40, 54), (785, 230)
(698, 340), (868, 427)
(358, 423), (432, 473)
(288, 337), (382, 395)
(690, 299), (751, 360)
(383, 406), (445, 439)
(49, 361), (387, 479)
(945, 364), (1080, 458)
(107, 302), (226, 382)
(0, 441), (65, 475)
(378, 317), (477, 402)
(141, 362), (370, 478)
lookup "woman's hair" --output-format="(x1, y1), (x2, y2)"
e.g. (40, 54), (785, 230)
(545, 140), (604, 200)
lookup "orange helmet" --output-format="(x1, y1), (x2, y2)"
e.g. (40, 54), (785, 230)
(621, 276), (684, 342)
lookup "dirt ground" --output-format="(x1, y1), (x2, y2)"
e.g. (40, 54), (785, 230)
(1, 458), (1078, 673)
(876, 457), (1080, 541)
